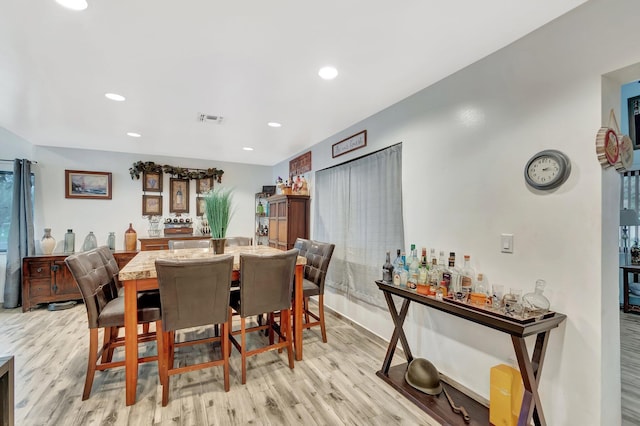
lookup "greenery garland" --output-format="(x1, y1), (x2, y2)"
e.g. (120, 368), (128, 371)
(129, 161), (224, 183)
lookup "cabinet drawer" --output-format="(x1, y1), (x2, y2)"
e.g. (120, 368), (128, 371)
(28, 279), (51, 297)
(28, 262), (51, 278)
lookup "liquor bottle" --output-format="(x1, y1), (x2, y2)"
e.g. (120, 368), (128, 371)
(428, 257), (439, 286)
(443, 252), (461, 293)
(437, 251), (447, 283)
(418, 248), (429, 284)
(408, 245), (420, 286)
(401, 251), (407, 271)
(406, 244), (417, 270)
(382, 251), (394, 283)
(460, 255), (476, 294)
(392, 249), (403, 272)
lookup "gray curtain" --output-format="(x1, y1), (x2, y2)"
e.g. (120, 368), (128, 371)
(4, 159), (35, 308)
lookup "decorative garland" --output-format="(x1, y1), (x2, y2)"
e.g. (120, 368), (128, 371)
(129, 161), (224, 183)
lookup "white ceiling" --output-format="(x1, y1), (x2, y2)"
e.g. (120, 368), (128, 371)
(0, 0), (587, 166)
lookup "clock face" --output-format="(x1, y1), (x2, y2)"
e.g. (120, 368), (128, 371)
(524, 149), (571, 190)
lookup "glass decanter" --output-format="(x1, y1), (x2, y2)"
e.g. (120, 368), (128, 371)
(522, 279), (550, 317)
(82, 231), (98, 251)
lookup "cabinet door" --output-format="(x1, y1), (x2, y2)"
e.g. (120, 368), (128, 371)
(51, 260), (78, 295)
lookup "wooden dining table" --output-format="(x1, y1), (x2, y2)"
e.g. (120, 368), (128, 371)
(118, 245), (307, 406)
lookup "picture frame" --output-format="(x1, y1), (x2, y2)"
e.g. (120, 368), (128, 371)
(169, 178), (189, 213)
(332, 130), (367, 158)
(196, 177), (213, 194)
(142, 195), (163, 216)
(65, 170), (112, 199)
(196, 196), (206, 217)
(628, 95), (640, 150)
(143, 171), (163, 192)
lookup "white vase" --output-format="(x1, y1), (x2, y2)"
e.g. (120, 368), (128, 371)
(41, 228), (56, 255)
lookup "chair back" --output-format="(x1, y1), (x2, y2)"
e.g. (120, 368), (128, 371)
(168, 239), (212, 250)
(65, 248), (119, 329)
(155, 255), (233, 331)
(239, 249), (297, 317)
(294, 238), (335, 294)
(96, 245), (121, 287)
(225, 236), (252, 247)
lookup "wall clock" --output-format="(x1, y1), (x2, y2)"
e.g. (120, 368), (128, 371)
(524, 149), (571, 190)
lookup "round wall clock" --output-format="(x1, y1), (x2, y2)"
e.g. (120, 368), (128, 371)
(524, 149), (572, 190)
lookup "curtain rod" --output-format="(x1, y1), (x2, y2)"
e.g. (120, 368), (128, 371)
(0, 159), (38, 164)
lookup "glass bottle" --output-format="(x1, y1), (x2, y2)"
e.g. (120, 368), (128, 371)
(82, 231), (98, 251)
(107, 232), (116, 251)
(382, 251), (394, 283)
(408, 245), (420, 287)
(428, 257), (439, 286)
(460, 255), (476, 294)
(257, 201), (265, 215)
(63, 229), (75, 254)
(522, 279), (551, 316)
(41, 228), (56, 255)
(418, 248), (429, 285)
(125, 223), (137, 251)
(392, 249), (404, 273)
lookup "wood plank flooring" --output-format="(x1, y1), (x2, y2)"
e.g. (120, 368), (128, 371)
(622, 311), (640, 426)
(0, 303), (439, 426)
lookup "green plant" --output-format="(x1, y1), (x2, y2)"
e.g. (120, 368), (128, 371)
(204, 187), (234, 238)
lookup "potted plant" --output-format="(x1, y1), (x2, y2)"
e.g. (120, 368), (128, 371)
(203, 187), (234, 253)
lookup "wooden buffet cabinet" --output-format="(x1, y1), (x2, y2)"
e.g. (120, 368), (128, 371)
(267, 194), (310, 250)
(138, 235), (211, 251)
(21, 251), (137, 312)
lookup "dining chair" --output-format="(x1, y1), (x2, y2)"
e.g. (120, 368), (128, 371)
(65, 248), (162, 400)
(293, 238), (335, 343)
(225, 236), (252, 247)
(229, 249), (298, 384)
(168, 239), (212, 250)
(154, 255), (234, 406)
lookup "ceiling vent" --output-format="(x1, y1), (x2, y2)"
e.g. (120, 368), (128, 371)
(198, 113), (224, 124)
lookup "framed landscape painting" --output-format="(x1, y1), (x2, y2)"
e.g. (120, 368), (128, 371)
(65, 170), (112, 199)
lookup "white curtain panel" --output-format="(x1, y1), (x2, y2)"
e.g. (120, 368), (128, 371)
(314, 143), (404, 307)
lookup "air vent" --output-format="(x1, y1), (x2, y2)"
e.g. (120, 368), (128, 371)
(198, 113), (224, 124)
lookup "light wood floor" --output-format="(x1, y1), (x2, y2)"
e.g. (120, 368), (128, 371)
(621, 311), (640, 426)
(0, 302), (439, 426)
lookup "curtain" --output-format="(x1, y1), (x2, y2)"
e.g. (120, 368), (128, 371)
(314, 143), (404, 307)
(4, 159), (35, 308)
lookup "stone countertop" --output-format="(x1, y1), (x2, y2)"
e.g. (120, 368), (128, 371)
(119, 245), (306, 281)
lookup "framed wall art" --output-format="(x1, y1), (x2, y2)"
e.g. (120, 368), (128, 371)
(196, 177), (213, 194)
(628, 95), (640, 149)
(142, 195), (163, 216)
(332, 130), (367, 158)
(143, 171), (163, 192)
(169, 178), (189, 213)
(65, 170), (112, 199)
(196, 196), (206, 216)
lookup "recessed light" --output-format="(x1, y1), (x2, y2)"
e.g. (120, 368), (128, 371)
(55, 0), (88, 11)
(105, 93), (126, 102)
(242, 147), (254, 151)
(127, 132), (141, 138)
(318, 66), (338, 80)
(267, 122), (282, 128)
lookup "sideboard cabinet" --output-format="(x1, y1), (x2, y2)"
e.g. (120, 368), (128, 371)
(21, 251), (137, 312)
(267, 194), (310, 250)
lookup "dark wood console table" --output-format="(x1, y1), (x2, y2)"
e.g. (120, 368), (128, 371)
(620, 265), (640, 314)
(375, 280), (566, 426)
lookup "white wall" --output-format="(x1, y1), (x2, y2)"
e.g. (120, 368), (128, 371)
(274, 0), (633, 424)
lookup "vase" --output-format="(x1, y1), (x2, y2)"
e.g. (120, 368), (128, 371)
(107, 232), (116, 251)
(522, 279), (551, 317)
(63, 229), (75, 254)
(211, 238), (226, 254)
(41, 228), (56, 255)
(125, 223), (137, 251)
(82, 231), (98, 251)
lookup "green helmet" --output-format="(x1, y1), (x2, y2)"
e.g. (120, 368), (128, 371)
(404, 358), (442, 395)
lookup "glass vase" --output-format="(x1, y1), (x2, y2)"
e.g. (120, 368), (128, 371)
(522, 279), (551, 317)
(82, 231), (98, 252)
(63, 229), (75, 254)
(107, 232), (116, 251)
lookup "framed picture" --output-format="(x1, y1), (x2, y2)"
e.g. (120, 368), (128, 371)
(142, 195), (163, 216)
(196, 177), (213, 194)
(196, 196), (206, 217)
(628, 95), (640, 150)
(332, 130), (367, 158)
(65, 170), (112, 199)
(169, 178), (189, 213)
(143, 171), (163, 192)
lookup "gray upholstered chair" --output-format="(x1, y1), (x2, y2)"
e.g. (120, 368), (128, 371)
(155, 255), (234, 406)
(225, 236), (252, 247)
(168, 239), (212, 250)
(229, 249), (297, 384)
(65, 247), (162, 400)
(293, 238), (335, 343)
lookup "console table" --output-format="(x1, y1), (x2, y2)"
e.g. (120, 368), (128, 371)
(375, 280), (566, 426)
(620, 265), (640, 314)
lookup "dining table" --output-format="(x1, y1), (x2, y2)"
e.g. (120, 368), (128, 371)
(118, 245), (307, 406)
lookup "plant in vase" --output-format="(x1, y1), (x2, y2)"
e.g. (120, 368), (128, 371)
(204, 187), (234, 253)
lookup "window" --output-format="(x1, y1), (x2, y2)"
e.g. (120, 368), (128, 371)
(0, 171), (34, 252)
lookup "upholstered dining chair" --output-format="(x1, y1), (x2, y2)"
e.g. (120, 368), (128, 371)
(293, 238), (335, 343)
(225, 236), (252, 247)
(229, 249), (298, 384)
(168, 239), (212, 250)
(154, 255), (234, 406)
(65, 248), (162, 400)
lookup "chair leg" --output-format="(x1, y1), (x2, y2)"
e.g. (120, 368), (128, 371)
(319, 294), (327, 343)
(268, 312), (275, 345)
(161, 329), (173, 407)
(101, 327), (112, 363)
(155, 321), (165, 386)
(221, 321), (230, 392)
(83, 328), (99, 400)
(304, 297), (310, 324)
(241, 317), (247, 385)
(283, 309), (294, 369)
